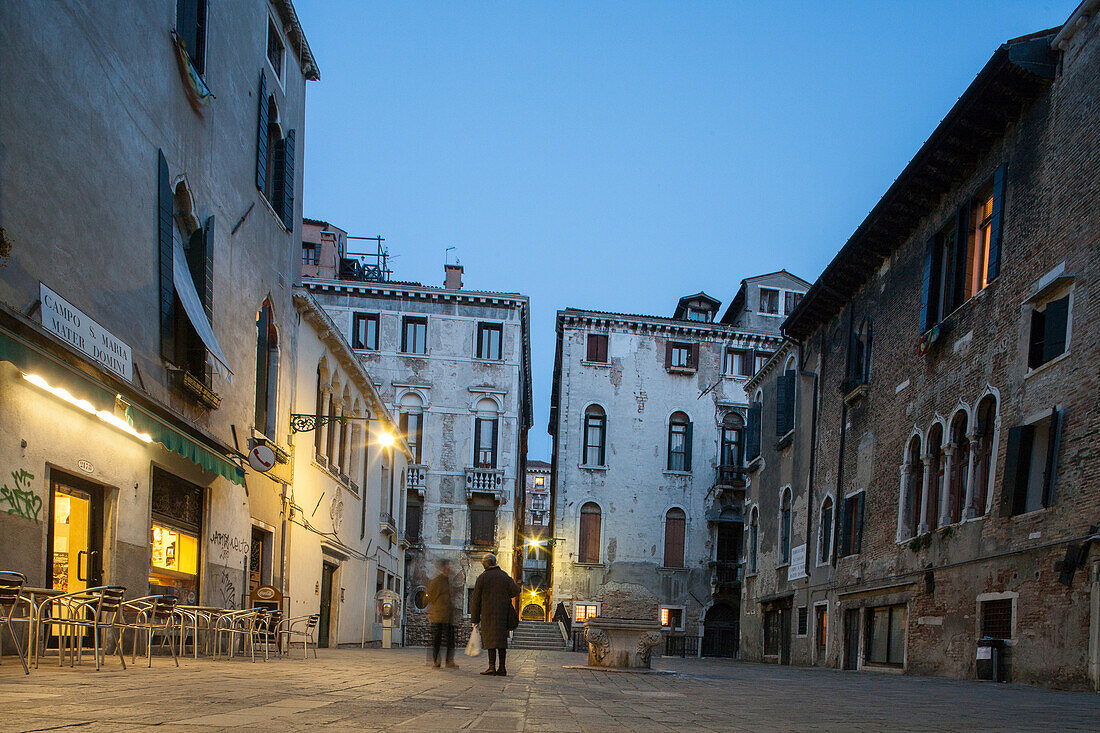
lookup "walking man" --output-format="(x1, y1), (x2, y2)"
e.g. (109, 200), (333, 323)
(470, 553), (519, 676)
(427, 558), (458, 668)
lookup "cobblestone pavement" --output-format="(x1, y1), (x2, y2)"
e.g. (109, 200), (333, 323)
(1, 647), (1098, 732)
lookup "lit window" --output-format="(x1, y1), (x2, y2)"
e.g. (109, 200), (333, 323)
(534, 476), (544, 486)
(574, 603), (598, 623)
(660, 607), (683, 629)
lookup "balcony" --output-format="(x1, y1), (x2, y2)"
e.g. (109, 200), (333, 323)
(406, 464), (427, 499)
(379, 511), (397, 537)
(465, 467), (505, 502)
(710, 561), (743, 593)
(715, 465), (746, 490)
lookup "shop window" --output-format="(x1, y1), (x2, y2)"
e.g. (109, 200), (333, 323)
(1003, 409), (1062, 516)
(919, 166), (1005, 332)
(663, 508), (686, 569)
(660, 607), (684, 630)
(401, 316), (427, 354)
(980, 598), (1013, 640)
(574, 603), (599, 623)
(578, 503), (601, 564)
(667, 412), (692, 472)
(583, 405), (606, 467)
(838, 492), (864, 557)
(352, 312), (379, 350)
(586, 333), (608, 363)
(476, 322), (503, 360)
(865, 604), (906, 666)
(1027, 293), (1070, 370)
(759, 288), (780, 314)
(175, 0), (207, 75)
(149, 468), (203, 605)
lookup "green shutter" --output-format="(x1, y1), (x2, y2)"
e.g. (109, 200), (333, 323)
(255, 71), (269, 192)
(157, 150), (175, 361)
(746, 403), (761, 460)
(986, 164), (1006, 281)
(919, 237), (940, 332)
(684, 420), (693, 472)
(280, 129), (295, 230)
(1041, 296), (1069, 364)
(1041, 410), (1062, 507)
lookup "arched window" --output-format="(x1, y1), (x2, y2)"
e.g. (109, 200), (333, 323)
(720, 413), (744, 468)
(326, 378), (340, 464)
(947, 411), (969, 524)
(578, 503), (601, 564)
(313, 361), (327, 458)
(971, 395), (997, 516)
(667, 411), (692, 472)
(264, 97), (281, 203)
(400, 392), (425, 464)
(779, 488), (793, 564)
(847, 317), (873, 388)
(926, 424), (944, 531)
(254, 301), (279, 437)
(663, 508), (686, 568)
(903, 435), (924, 538)
(818, 497), (833, 564)
(747, 507), (759, 574)
(473, 398), (499, 469)
(583, 405), (606, 466)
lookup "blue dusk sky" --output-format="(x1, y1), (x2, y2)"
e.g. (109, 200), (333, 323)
(293, 1), (1077, 461)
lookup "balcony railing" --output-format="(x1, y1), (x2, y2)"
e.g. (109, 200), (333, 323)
(379, 511), (397, 537)
(715, 465), (746, 488)
(406, 465), (427, 498)
(712, 561), (743, 587)
(465, 468), (505, 501)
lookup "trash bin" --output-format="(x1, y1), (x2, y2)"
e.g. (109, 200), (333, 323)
(976, 637), (1005, 682)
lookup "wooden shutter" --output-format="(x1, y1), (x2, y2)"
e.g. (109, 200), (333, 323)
(490, 418), (499, 468)
(598, 415), (606, 465)
(666, 421), (675, 471)
(740, 349), (753, 377)
(746, 403), (762, 460)
(1042, 296), (1069, 364)
(952, 202), (971, 310)
(157, 150), (175, 361)
(664, 341), (673, 369)
(853, 493), (865, 555)
(1000, 425), (1032, 515)
(399, 412), (409, 442)
(280, 129), (295, 230)
(664, 513), (685, 568)
(986, 164), (1006, 282)
(473, 418), (482, 467)
(1041, 409), (1062, 507)
(579, 508), (600, 563)
(690, 342), (700, 370)
(776, 372), (794, 436)
(1028, 309), (1046, 369)
(598, 335), (608, 362)
(919, 237), (941, 332)
(200, 216), (214, 320)
(255, 71), (268, 192)
(837, 498), (850, 557)
(684, 420), (693, 472)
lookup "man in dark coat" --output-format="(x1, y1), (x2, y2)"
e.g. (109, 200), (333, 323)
(470, 553), (519, 676)
(427, 559), (458, 668)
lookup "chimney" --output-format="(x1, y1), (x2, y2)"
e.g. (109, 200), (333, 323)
(444, 263), (464, 290)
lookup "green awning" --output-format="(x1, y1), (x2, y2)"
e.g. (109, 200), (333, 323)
(0, 325), (244, 486)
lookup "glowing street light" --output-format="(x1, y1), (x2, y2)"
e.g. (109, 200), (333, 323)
(377, 431), (395, 448)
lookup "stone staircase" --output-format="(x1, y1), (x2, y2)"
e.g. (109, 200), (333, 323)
(510, 621), (568, 651)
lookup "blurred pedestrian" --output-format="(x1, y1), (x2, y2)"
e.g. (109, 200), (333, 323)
(470, 553), (519, 676)
(427, 558), (458, 668)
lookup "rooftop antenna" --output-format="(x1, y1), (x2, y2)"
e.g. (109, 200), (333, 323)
(346, 235), (392, 281)
(445, 246), (456, 265)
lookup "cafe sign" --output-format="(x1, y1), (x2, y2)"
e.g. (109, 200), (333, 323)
(40, 283), (133, 382)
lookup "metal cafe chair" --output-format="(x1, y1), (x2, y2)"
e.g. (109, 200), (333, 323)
(118, 595), (179, 667)
(255, 609), (282, 661)
(0, 571), (33, 674)
(277, 614), (319, 659)
(213, 608), (260, 661)
(35, 586), (128, 671)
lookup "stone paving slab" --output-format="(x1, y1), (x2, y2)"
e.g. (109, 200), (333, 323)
(1, 647), (1098, 731)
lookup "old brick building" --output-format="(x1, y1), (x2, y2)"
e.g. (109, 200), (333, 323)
(751, 8), (1100, 689)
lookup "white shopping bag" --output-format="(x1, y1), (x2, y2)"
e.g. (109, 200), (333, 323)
(465, 624), (483, 657)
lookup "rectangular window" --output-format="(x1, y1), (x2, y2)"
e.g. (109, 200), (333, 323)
(759, 288), (780, 314)
(583, 413), (605, 466)
(686, 309), (710, 322)
(865, 604), (906, 666)
(669, 342), (691, 368)
(266, 16), (284, 80)
(302, 243), (319, 265)
(476, 322), (503, 360)
(352, 312), (379, 350)
(724, 348), (753, 377)
(534, 476), (545, 487)
(1004, 409), (1062, 516)
(574, 603), (598, 623)
(797, 606), (808, 636)
(470, 503), (496, 547)
(814, 605), (827, 658)
(175, 0), (208, 75)
(755, 351), (773, 373)
(838, 492), (864, 557)
(1027, 294), (1070, 370)
(401, 316), (427, 354)
(586, 333), (608, 363)
(149, 468), (203, 603)
(784, 291), (803, 315)
(668, 422), (689, 472)
(660, 607), (684, 630)
(474, 417), (498, 469)
(405, 501), (422, 543)
(980, 598), (1013, 639)
(399, 412), (423, 464)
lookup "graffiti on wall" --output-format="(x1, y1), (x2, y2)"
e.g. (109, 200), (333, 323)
(209, 530), (248, 563)
(214, 568), (238, 610)
(1, 468), (40, 523)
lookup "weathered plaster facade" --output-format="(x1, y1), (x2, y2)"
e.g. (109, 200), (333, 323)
(548, 274), (807, 649)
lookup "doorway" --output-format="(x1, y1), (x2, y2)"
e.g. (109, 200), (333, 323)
(318, 562), (337, 648)
(702, 602), (740, 658)
(843, 608), (861, 670)
(47, 472), (104, 647)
